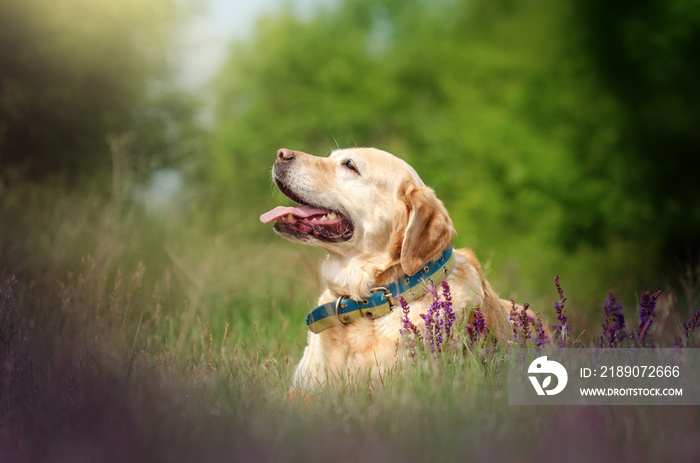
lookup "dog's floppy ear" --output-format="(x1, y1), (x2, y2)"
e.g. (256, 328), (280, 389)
(400, 185), (456, 276)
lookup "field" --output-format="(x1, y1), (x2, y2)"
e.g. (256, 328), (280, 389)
(2, 174), (700, 463)
(3, 0), (700, 460)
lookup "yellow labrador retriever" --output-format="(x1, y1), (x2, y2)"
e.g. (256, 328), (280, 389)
(261, 147), (514, 390)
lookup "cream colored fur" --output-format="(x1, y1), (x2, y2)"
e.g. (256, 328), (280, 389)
(268, 147), (518, 391)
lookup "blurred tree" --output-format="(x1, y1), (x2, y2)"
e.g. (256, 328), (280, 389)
(0, 0), (200, 182)
(208, 0), (699, 302)
(573, 0), (700, 261)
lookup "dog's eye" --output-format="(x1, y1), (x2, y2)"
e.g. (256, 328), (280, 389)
(343, 159), (359, 174)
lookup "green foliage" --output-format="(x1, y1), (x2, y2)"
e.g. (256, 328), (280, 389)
(572, 0), (700, 258)
(0, 0), (201, 181)
(206, 0), (699, 306)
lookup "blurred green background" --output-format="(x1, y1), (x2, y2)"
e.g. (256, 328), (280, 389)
(2, 0), (700, 327)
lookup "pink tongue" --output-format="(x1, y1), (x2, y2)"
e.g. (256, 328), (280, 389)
(260, 205), (331, 223)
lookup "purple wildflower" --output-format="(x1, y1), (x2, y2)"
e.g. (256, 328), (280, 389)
(683, 310), (700, 340)
(467, 309), (490, 349)
(466, 325), (475, 348)
(398, 295), (421, 341)
(400, 281), (457, 357)
(552, 275), (570, 348)
(637, 290), (661, 345)
(420, 284), (441, 353)
(554, 274), (566, 301)
(517, 307), (535, 347)
(398, 294), (422, 361)
(534, 311), (546, 349)
(509, 298), (519, 341)
(676, 310), (700, 347)
(509, 299), (542, 348)
(474, 309), (486, 335)
(600, 291), (627, 348)
(441, 280), (455, 341)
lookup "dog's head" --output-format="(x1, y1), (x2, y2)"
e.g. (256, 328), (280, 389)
(260, 147), (455, 276)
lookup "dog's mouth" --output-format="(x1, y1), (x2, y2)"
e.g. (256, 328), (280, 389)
(259, 178), (354, 243)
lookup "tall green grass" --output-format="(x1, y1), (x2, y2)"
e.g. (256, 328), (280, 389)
(2, 169), (700, 462)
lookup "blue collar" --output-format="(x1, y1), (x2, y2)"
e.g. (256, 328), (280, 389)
(305, 247), (455, 334)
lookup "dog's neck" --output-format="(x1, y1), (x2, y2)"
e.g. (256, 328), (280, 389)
(321, 251), (403, 301)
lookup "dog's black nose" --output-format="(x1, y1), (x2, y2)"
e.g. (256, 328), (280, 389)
(277, 148), (296, 161)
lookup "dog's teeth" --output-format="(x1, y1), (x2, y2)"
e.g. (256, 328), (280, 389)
(287, 214), (294, 221)
(328, 212), (337, 220)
